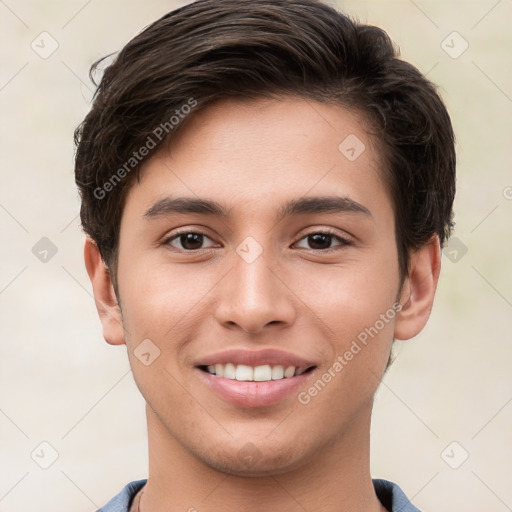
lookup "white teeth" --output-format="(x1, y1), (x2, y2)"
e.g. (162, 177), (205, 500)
(223, 362), (236, 379)
(253, 365), (272, 381)
(284, 366), (295, 378)
(271, 365), (284, 380)
(204, 363), (307, 381)
(214, 363), (224, 378)
(235, 364), (253, 381)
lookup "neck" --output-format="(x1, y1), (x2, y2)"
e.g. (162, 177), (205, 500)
(140, 401), (386, 512)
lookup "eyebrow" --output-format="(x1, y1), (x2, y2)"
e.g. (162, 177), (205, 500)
(144, 195), (372, 221)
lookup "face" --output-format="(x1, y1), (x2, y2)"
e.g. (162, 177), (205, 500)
(93, 96), (432, 476)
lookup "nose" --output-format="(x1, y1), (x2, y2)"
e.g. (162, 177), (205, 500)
(213, 246), (296, 334)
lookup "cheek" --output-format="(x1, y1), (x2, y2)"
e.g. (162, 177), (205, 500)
(117, 258), (216, 347)
(297, 257), (399, 340)
(298, 267), (398, 411)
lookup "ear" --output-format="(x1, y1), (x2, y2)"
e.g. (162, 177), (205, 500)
(394, 235), (441, 341)
(84, 237), (126, 346)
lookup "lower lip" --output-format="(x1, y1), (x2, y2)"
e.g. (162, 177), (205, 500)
(196, 368), (314, 408)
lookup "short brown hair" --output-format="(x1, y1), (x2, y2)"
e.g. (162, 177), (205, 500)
(74, 0), (456, 288)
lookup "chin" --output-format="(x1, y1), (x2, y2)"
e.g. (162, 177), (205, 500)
(195, 442), (306, 477)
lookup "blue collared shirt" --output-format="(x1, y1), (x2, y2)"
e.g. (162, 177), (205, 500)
(96, 478), (421, 511)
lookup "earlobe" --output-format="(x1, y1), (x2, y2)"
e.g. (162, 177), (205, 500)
(394, 236), (441, 341)
(84, 238), (126, 346)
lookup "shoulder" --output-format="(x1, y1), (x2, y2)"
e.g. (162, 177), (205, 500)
(96, 479), (147, 512)
(95, 477), (418, 511)
(373, 478), (422, 512)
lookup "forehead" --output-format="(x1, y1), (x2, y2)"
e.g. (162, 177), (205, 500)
(124, 96), (391, 222)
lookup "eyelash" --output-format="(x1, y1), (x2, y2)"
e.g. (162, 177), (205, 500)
(162, 228), (353, 253)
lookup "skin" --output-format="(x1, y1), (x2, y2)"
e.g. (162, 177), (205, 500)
(85, 96), (441, 512)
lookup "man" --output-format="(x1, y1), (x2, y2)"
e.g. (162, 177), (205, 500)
(74, 0), (456, 510)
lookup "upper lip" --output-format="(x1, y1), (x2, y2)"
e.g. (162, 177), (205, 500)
(195, 348), (317, 370)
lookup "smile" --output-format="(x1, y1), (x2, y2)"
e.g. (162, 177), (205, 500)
(195, 348), (318, 407)
(200, 363), (315, 381)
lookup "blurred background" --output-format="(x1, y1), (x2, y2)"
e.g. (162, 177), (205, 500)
(1, 1), (511, 511)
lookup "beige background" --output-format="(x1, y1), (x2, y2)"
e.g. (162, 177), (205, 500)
(1, 1), (511, 511)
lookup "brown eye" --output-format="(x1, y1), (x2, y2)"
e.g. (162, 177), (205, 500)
(294, 231), (352, 251)
(164, 231), (216, 251)
(307, 233), (333, 250)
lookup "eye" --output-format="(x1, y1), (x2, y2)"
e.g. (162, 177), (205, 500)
(294, 230), (352, 252)
(163, 229), (352, 253)
(163, 230), (217, 251)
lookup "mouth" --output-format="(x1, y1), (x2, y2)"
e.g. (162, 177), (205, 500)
(194, 348), (318, 407)
(198, 363), (316, 382)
